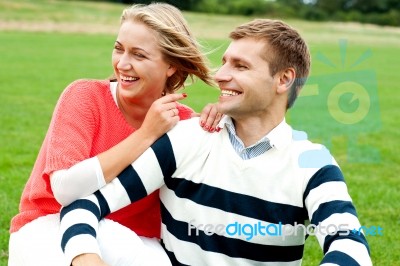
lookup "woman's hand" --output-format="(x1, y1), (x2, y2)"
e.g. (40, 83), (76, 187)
(196, 103), (223, 133)
(139, 93), (187, 140)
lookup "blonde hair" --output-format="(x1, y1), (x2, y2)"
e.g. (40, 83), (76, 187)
(230, 19), (311, 109)
(120, 3), (214, 93)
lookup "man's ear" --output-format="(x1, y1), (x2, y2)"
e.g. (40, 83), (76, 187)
(277, 68), (295, 94)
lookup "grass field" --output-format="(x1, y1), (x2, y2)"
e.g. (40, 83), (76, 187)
(1, 0), (399, 265)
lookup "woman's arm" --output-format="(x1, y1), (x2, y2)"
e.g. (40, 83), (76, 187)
(50, 93), (178, 206)
(51, 93), (186, 205)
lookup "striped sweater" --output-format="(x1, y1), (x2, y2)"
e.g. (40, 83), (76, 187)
(60, 118), (371, 265)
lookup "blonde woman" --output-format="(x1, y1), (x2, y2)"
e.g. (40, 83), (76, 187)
(9, 3), (220, 265)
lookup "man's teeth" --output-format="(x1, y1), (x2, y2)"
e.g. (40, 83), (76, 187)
(221, 90), (240, 96)
(120, 75), (138, 81)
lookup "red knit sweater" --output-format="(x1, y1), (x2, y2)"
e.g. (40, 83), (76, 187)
(10, 79), (194, 238)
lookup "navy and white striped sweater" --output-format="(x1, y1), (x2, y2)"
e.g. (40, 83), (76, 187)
(60, 118), (371, 265)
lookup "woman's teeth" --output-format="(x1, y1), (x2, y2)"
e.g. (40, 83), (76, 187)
(120, 75), (138, 81)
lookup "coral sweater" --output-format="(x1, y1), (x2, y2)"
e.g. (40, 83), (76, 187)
(10, 79), (194, 238)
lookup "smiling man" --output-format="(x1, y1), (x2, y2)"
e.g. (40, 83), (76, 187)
(59, 19), (371, 266)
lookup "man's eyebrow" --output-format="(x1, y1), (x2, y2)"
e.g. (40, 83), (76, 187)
(230, 56), (251, 66)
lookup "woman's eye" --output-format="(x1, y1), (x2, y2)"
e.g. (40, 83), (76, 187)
(114, 46), (123, 51)
(134, 53), (146, 59)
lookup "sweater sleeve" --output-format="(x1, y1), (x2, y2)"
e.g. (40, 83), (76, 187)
(41, 79), (109, 196)
(303, 165), (372, 265)
(44, 79), (107, 175)
(59, 133), (177, 264)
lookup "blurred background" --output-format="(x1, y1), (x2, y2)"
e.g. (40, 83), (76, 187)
(1, 0), (399, 265)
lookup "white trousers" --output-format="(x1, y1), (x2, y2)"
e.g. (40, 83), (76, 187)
(8, 213), (171, 266)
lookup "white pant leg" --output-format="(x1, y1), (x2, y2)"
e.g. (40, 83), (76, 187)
(97, 218), (171, 266)
(8, 213), (171, 266)
(8, 214), (67, 266)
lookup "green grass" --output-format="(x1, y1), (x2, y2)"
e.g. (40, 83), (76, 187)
(1, 0), (400, 265)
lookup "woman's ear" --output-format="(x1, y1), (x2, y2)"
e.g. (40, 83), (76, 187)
(277, 67), (295, 94)
(167, 64), (177, 78)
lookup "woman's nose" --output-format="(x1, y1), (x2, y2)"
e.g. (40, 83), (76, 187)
(117, 53), (132, 70)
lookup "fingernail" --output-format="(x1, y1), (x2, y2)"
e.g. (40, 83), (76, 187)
(209, 127), (215, 133)
(204, 125), (210, 130)
(182, 93), (187, 98)
(216, 127), (221, 132)
(200, 121), (205, 127)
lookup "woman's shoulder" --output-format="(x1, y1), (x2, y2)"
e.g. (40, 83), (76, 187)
(55, 79), (112, 110)
(64, 79), (110, 94)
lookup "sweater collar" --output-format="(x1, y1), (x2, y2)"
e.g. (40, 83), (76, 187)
(218, 116), (292, 151)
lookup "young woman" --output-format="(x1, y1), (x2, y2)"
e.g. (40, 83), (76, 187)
(9, 3), (220, 265)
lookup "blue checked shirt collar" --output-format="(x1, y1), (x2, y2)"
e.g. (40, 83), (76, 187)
(218, 116), (291, 160)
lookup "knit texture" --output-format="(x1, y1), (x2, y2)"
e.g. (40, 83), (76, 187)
(60, 118), (371, 265)
(10, 79), (194, 238)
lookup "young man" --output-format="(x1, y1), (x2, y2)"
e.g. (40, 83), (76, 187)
(60, 19), (371, 265)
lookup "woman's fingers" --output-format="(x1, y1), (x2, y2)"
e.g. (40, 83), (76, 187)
(199, 103), (223, 133)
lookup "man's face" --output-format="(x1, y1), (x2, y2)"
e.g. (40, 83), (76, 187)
(214, 37), (279, 119)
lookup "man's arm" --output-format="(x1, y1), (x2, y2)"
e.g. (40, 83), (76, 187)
(303, 165), (372, 265)
(59, 134), (177, 265)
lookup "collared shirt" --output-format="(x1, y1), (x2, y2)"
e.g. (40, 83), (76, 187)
(217, 116), (272, 160)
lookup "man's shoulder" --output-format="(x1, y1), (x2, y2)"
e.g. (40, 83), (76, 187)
(168, 117), (219, 147)
(169, 118), (212, 140)
(289, 129), (336, 169)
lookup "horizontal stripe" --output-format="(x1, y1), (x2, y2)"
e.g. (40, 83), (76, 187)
(311, 200), (357, 226)
(60, 199), (100, 221)
(160, 189), (306, 246)
(327, 238), (372, 266)
(303, 165), (344, 202)
(118, 164), (147, 202)
(320, 250), (360, 266)
(165, 177), (306, 225)
(63, 234), (101, 266)
(151, 134), (176, 178)
(160, 240), (189, 266)
(133, 149), (165, 193)
(98, 178), (131, 212)
(61, 223), (96, 251)
(60, 208), (100, 236)
(324, 231), (370, 255)
(305, 181), (352, 218)
(161, 203), (304, 262)
(94, 190), (110, 218)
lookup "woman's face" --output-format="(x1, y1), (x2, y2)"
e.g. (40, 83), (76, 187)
(112, 21), (176, 102)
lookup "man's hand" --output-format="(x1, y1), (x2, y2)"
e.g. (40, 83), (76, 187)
(72, 253), (109, 266)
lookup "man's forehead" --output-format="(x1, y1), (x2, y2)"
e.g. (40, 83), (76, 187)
(224, 38), (267, 61)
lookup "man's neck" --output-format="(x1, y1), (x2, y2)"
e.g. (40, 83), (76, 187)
(232, 115), (284, 147)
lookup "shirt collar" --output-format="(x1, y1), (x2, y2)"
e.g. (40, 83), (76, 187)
(218, 116), (292, 150)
